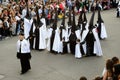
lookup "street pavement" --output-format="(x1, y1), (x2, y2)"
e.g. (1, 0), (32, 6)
(0, 9), (120, 80)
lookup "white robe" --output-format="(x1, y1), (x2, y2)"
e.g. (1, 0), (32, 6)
(81, 23), (89, 54)
(33, 24), (46, 50)
(52, 28), (61, 53)
(58, 29), (66, 53)
(93, 28), (103, 56)
(65, 25), (71, 53)
(75, 30), (82, 58)
(100, 23), (107, 39)
(47, 27), (61, 53)
(47, 28), (53, 51)
(40, 18), (47, 39)
(24, 18), (33, 39)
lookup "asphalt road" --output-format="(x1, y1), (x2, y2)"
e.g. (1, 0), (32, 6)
(0, 9), (120, 80)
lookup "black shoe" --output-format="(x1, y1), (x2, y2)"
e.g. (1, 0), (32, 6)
(21, 70), (28, 75)
(91, 54), (96, 56)
(85, 54), (90, 57)
(53, 52), (57, 55)
(20, 71), (26, 75)
(82, 54), (86, 57)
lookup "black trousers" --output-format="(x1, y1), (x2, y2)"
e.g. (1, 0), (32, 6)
(86, 42), (94, 56)
(0, 28), (3, 35)
(4, 28), (10, 37)
(63, 42), (68, 53)
(18, 53), (31, 73)
(20, 58), (31, 73)
(70, 41), (76, 55)
(117, 10), (120, 17)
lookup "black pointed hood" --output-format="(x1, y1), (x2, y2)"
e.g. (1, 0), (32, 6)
(89, 10), (95, 30)
(60, 10), (66, 29)
(41, 5), (46, 18)
(98, 8), (104, 23)
(35, 6), (43, 27)
(29, 22), (34, 36)
(71, 6), (78, 32)
(82, 7), (87, 30)
(68, 8), (72, 26)
(25, 0), (31, 19)
(83, 10), (87, 22)
(78, 11), (83, 24)
(77, 10), (83, 30)
(81, 6), (87, 23)
(51, 8), (58, 30)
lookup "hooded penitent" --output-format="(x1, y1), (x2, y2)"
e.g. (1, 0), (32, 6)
(48, 8), (58, 53)
(69, 6), (77, 55)
(84, 10), (96, 56)
(24, 0), (33, 39)
(33, 6), (44, 50)
(59, 10), (69, 53)
(97, 8), (107, 39)
(97, 8), (103, 39)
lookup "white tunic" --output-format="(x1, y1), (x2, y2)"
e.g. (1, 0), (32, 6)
(17, 39), (30, 53)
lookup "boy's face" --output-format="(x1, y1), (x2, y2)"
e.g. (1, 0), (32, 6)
(19, 35), (24, 41)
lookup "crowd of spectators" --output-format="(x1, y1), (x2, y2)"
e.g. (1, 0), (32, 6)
(0, 0), (119, 41)
(79, 56), (120, 80)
